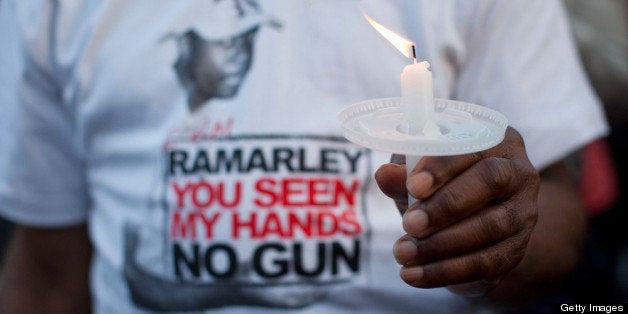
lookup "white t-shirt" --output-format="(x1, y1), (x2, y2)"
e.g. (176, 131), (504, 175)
(0, 0), (608, 313)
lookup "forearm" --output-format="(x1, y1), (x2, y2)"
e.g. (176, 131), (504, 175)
(487, 160), (587, 304)
(0, 225), (93, 314)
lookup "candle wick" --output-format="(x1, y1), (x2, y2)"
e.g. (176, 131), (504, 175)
(411, 45), (417, 64)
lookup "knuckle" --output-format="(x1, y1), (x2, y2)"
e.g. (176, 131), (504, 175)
(513, 159), (539, 184)
(484, 251), (512, 279)
(431, 191), (463, 220)
(494, 238), (527, 274)
(526, 206), (539, 227)
(478, 157), (513, 190)
(471, 245), (521, 280)
(516, 198), (538, 229)
(501, 127), (526, 155)
(478, 208), (512, 241)
(469, 253), (493, 279)
(506, 127), (525, 146)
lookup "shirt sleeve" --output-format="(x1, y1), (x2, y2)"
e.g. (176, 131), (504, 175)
(0, 1), (89, 227)
(453, 0), (609, 170)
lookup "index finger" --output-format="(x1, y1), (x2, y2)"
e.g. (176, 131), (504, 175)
(407, 127), (523, 200)
(407, 153), (483, 200)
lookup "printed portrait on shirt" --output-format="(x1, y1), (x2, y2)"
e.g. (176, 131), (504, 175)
(166, 0), (280, 112)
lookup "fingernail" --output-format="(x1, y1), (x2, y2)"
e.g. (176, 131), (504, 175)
(400, 266), (424, 285)
(393, 240), (418, 265)
(406, 171), (433, 198)
(402, 210), (429, 237)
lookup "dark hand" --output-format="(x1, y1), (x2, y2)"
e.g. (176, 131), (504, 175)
(374, 127), (540, 296)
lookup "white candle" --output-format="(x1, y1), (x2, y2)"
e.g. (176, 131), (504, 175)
(359, 10), (436, 135)
(401, 60), (434, 135)
(401, 59), (436, 206)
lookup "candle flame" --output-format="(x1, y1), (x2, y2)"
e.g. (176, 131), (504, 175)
(361, 9), (414, 59)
